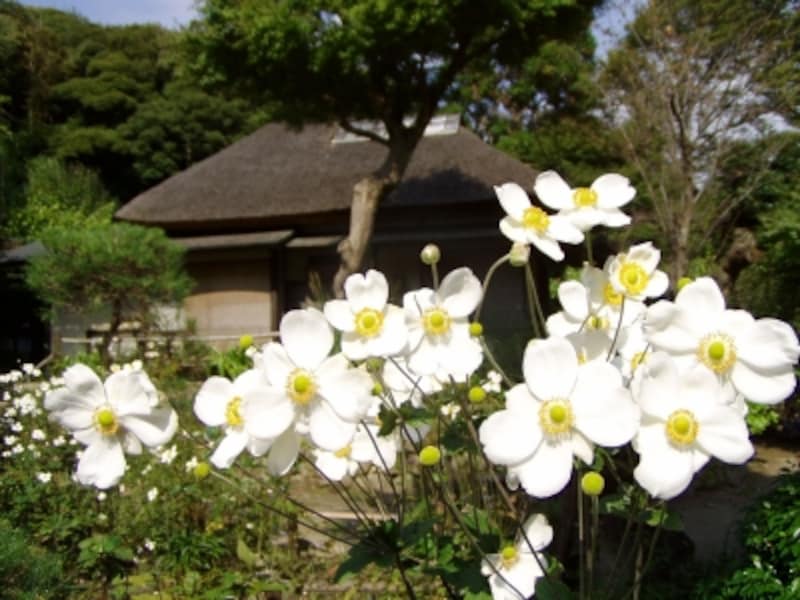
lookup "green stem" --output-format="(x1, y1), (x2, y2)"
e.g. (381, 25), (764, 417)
(524, 262), (547, 337)
(475, 254), (511, 323)
(585, 232), (594, 265)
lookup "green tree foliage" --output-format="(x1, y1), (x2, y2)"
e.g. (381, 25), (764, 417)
(25, 222), (193, 361)
(599, 0), (799, 281)
(188, 0), (601, 292)
(0, 1), (256, 215)
(3, 156), (113, 241)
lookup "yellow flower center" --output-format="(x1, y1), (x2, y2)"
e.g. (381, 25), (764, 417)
(618, 261), (649, 296)
(354, 307), (384, 338)
(94, 407), (119, 436)
(603, 283), (623, 307)
(573, 187), (598, 208)
(334, 445), (352, 459)
(423, 307), (451, 336)
(665, 409), (699, 447)
(287, 370), (317, 406)
(697, 333), (737, 374)
(225, 396), (244, 427)
(522, 206), (550, 233)
(500, 545), (519, 569)
(539, 399), (574, 438)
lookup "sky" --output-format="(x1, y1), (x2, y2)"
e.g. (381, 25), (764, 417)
(21, 0), (198, 29)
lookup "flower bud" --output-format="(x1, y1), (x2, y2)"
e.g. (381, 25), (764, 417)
(581, 471), (605, 496)
(365, 357), (384, 373)
(676, 277), (693, 292)
(508, 242), (530, 267)
(420, 243), (441, 265)
(468, 386), (486, 403)
(419, 445), (441, 466)
(238, 334), (254, 349)
(469, 322), (484, 337)
(193, 461), (211, 480)
(371, 383), (383, 396)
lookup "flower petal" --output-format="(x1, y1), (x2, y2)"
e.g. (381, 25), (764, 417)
(530, 234), (564, 261)
(695, 406), (753, 464)
(516, 440), (574, 498)
(572, 362), (638, 446)
(558, 280), (589, 320)
(548, 215), (585, 244)
(520, 513), (553, 552)
(309, 400), (357, 451)
(534, 171), (573, 210)
(105, 370), (158, 416)
(324, 299), (356, 332)
(280, 308), (333, 370)
(499, 217), (529, 243)
(61, 364), (106, 408)
(633, 424), (695, 500)
(592, 173), (635, 208)
(495, 182), (532, 219)
(43, 388), (95, 430)
(523, 337), (577, 401)
(242, 389), (296, 440)
(77, 438), (126, 489)
(211, 429), (249, 469)
(194, 376), (234, 427)
(267, 429), (301, 476)
(731, 361), (797, 404)
(479, 408), (541, 466)
(120, 407), (178, 448)
(736, 318), (800, 372)
(318, 362), (373, 423)
(257, 342), (295, 388)
(345, 270), (388, 312)
(439, 267), (482, 318)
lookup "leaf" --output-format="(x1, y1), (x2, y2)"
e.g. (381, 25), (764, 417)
(535, 577), (576, 599)
(235, 537), (262, 567)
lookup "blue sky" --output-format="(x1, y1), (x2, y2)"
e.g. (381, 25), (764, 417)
(21, 1), (198, 29)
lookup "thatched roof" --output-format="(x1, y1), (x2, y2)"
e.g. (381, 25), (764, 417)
(116, 119), (537, 231)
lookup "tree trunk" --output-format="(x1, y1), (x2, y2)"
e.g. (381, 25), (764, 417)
(332, 138), (415, 296)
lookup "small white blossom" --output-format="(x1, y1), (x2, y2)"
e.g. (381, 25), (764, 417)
(36, 472), (52, 484)
(147, 487), (159, 502)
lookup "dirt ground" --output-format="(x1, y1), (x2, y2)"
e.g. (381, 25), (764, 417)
(671, 439), (800, 561)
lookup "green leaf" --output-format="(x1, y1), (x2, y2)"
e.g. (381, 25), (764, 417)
(535, 577), (576, 599)
(235, 537), (262, 567)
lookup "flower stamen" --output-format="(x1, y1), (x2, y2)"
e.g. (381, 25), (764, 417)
(423, 307), (451, 336)
(94, 407), (119, 436)
(697, 333), (737, 374)
(287, 370), (317, 406)
(354, 308), (384, 338)
(618, 262), (649, 296)
(603, 283), (623, 307)
(522, 206), (550, 233)
(573, 187), (598, 208)
(500, 545), (519, 570)
(665, 409), (699, 448)
(225, 396), (243, 427)
(539, 399), (574, 438)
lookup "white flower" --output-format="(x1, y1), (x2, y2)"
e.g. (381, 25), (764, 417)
(194, 368), (290, 470)
(143, 539), (156, 552)
(546, 264), (644, 340)
(606, 242), (669, 301)
(252, 308), (374, 467)
(644, 277), (799, 404)
(479, 337), (639, 498)
(495, 182), (583, 261)
(147, 487), (159, 502)
(36, 472), (52, 484)
(534, 171), (635, 233)
(43, 364), (178, 489)
(184, 456), (199, 472)
(52, 435), (66, 447)
(381, 357), (441, 408)
(31, 429), (46, 441)
(324, 270), (408, 360)
(97, 492), (107, 502)
(632, 353), (754, 499)
(481, 513), (552, 600)
(157, 444), (178, 465)
(403, 267), (484, 379)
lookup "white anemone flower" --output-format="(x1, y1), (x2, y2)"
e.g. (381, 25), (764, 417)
(324, 269), (407, 360)
(546, 264), (645, 340)
(44, 364), (178, 489)
(606, 242), (669, 301)
(252, 308), (374, 456)
(644, 277), (800, 404)
(314, 420), (397, 481)
(479, 337), (639, 498)
(403, 267), (484, 379)
(194, 368), (295, 470)
(481, 513), (553, 600)
(632, 353), (754, 499)
(495, 182), (583, 261)
(533, 170), (635, 232)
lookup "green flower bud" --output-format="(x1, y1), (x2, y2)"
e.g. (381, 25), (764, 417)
(194, 462), (211, 480)
(469, 322), (484, 337)
(238, 334), (254, 349)
(419, 445), (441, 466)
(371, 383), (384, 396)
(581, 471), (605, 496)
(420, 244), (441, 265)
(468, 386), (486, 403)
(508, 242), (531, 267)
(677, 277), (693, 292)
